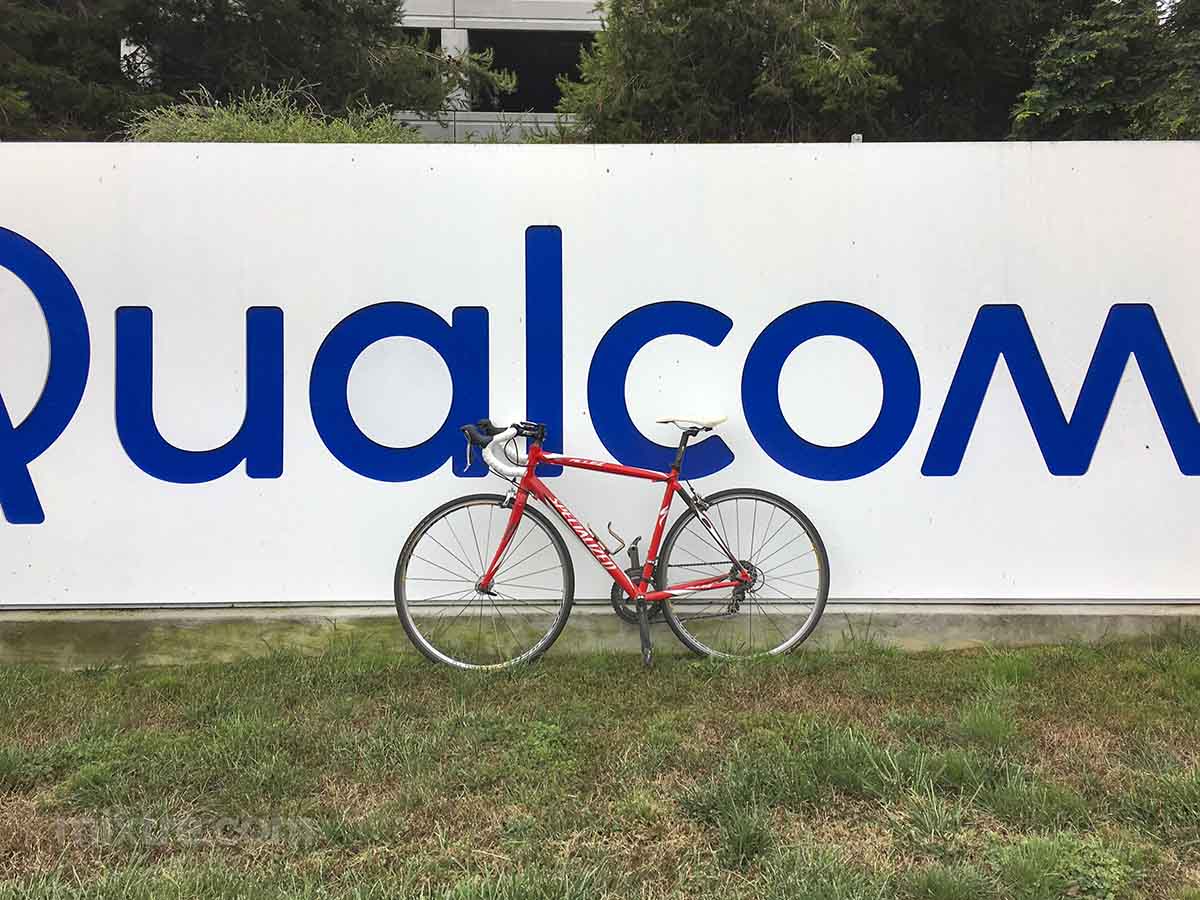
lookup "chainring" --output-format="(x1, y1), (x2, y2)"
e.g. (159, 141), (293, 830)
(610, 566), (663, 625)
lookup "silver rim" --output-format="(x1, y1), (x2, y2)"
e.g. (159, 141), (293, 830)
(398, 499), (571, 670)
(662, 493), (827, 658)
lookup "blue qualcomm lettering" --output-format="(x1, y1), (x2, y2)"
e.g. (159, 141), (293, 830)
(742, 301), (921, 480)
(923, 304), (1200, 476)
(587, 302), (735, 478)
(309, 302), (489, 480)
(0, 228), (90, 524)
(115, 306), (284, 482)
(525, 226), (564, 475)
(3, 225), (1199, 527)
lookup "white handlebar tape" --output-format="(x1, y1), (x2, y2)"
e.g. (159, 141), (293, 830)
(481, 427), (529, 479)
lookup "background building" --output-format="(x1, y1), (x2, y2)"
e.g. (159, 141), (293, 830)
(398, 1), (600, 140)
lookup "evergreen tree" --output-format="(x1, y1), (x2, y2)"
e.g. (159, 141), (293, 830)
(1, 0), (163, 139)
(120, 0), (511, 117)
(2, 0), (511, 139)
(1012, 0), (1200, 139)
(555, 0), (1097, 142)
(858, 0), (1094, 139)
(557, 0), (898, 142)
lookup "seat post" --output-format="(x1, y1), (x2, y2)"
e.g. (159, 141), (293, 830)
(671, 427), (701, 473)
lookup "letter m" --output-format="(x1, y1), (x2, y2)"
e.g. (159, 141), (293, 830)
(923, 304), (1199, 476)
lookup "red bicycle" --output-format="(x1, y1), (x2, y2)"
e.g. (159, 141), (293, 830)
(394, 419), (829, 670)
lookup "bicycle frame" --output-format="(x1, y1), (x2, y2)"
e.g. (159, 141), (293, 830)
(477, 440), (751, 602)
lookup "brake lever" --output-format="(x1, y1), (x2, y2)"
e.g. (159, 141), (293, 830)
(463, 434), (474, 473)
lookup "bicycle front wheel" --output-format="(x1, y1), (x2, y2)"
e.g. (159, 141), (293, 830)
(395, 494), (574, 670)
(659, 488), (829, 659)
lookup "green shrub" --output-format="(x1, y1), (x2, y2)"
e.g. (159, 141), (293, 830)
(125, 86), (423, 143)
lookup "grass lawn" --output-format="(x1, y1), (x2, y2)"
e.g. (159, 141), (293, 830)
(1, 628), (1199, 899)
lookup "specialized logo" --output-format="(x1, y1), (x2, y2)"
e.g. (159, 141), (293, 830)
(2, 223), (1198, 526)
(545, 494), (620, 571)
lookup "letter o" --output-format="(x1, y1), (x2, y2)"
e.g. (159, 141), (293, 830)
(741, 301), (920, 480)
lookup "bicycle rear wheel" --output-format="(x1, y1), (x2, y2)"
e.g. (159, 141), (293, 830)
(395, 494), (574, 670)
(658, 488), (829, 659)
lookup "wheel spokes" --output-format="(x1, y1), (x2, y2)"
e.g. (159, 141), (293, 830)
(401, 502), (569, 668)
(665, 496), (825, 657)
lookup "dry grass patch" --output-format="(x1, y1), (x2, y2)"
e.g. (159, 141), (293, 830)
(773, 798), (899, 872)
(3, 633), (1200, 897)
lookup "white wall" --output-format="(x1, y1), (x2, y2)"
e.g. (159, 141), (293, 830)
(403, 0), (601, 30)
(0, 143), (1197, 607)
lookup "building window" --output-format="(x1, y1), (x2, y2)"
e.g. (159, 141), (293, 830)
(469, 30), (589, 112)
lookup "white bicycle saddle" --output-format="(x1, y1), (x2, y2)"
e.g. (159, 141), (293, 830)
(655, 415), (728, 429)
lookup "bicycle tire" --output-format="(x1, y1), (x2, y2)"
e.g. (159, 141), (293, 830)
(658, 488), (829, 659)
(395, 493), (574, 670)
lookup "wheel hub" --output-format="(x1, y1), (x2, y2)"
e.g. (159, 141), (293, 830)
(731, 560), (763, 594)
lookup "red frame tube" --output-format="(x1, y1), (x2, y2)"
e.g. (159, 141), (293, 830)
(478, 441), (748, 601)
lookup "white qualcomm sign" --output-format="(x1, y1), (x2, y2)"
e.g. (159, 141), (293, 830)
(1, 142), (1197, 606)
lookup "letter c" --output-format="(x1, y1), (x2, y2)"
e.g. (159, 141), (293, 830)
(587, 302), (734, 477)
